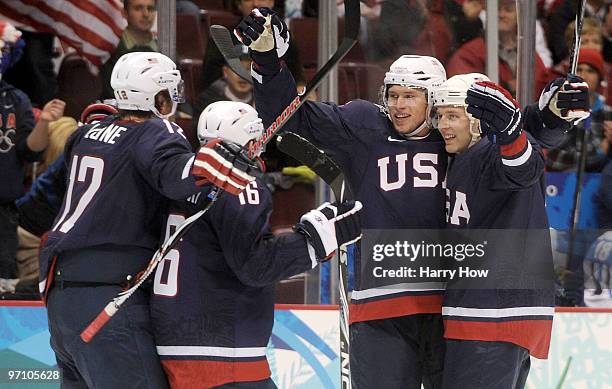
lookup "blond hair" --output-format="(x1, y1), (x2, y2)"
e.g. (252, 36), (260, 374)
(40, 116), (78, 173)
(565, 18), (603, 51)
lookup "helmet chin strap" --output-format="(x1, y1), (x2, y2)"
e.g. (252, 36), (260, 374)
(387, 113), (430, 139)
(401, 119), (430, 139)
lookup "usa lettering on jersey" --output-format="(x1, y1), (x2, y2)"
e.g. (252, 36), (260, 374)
(378, 152), (439, 191)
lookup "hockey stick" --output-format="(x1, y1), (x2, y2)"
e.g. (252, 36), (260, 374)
(80, 188), (220, 342)
(276, 132), (353, 388)
(81, 0), (359, 342)
(566, 0), (588, 277)
(210, 0), (360, 159)
(568, 0), (587, 75)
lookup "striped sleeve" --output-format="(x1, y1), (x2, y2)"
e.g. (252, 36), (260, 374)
(499, 132), (532, 167)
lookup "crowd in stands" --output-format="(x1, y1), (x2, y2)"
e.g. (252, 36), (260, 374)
(0, 0), (611, 303)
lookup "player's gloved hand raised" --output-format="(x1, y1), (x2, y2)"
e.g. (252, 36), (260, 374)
(234, 8), (289, 58)
(191, 139), (259, 195)
(466, 81), (523, 145)
(296, 201), (363, 262)
(539, 75), (590, 125)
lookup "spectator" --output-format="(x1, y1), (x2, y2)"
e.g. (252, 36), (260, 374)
(3, 30), (57, 108)
(201, 0), (305, 92)
(99, 0), (158, 99)
(371, 0), (452, 66)
(445, 0), (485, 52)
(10, 116), (79, 296)
(193, 46), (253, 131)
(596, 121), (612, 228)
(446, 0), (551, 97)
(551, 18), (604, 77)
(547, 48), (610, 173)
(603, 3), (612, 61)
(0, 21), (65, 279)
(548, 0), (608, 65)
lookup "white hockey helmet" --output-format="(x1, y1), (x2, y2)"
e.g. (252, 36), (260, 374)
(197, 101), (263, 151)
(432, 73), (489, 137)
(383, 55), (447, 136)
(433, 73), (489, 119)
(111, 52), (185, 119)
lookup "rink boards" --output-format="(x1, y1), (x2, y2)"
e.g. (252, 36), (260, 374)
(0, 302), (610, 389)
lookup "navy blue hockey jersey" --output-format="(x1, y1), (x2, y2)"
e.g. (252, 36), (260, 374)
(39, 117), (201, 295)
(254, 66), (448, 323)
(150, 180), (314, 388)
(443, 131), (555, 359)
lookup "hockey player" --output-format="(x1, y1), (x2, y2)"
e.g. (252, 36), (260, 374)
(432, 74), (588, 388)
(17, 102), (119, 237)
(39, 52), (258, 388)
(235, 9), (448, 389)
(233, 8), (586, 388)
(150, 100), (363, 388)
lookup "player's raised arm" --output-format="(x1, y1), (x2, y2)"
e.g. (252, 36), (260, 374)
(235, 7), (367, 152)
(465, 80), (545, 189)
(523, 75), (591, 148)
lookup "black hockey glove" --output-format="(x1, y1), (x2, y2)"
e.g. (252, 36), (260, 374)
(192, 139), (260, 196)
(539, 75), (590, 126)
(296, 201), (363, 262)
(234, 7), (289, 69)
(466, 81), (523, 145)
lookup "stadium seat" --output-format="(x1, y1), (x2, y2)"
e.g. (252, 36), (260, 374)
(289, 17), (366, 68)
(174, 117), (198, 151)
(270, 183), (316, 234)
(56, 53), (101, 120)
(179, 58), (204, 104)
(275, 275), (306, 304)
(301, 65), (356, 104)
(199, 10), (211, 52)
(338, 17), (365, 63)
(192, 0), (225, 10)
(201, 9), (240, 30)
(289, 17), (318, 68)
(176, 13), (206, 60)
(339, 62), (387, 102)
(270, 183), (315, 304)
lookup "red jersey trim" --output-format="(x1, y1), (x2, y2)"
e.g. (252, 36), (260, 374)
(161, 359), (271, 388)
(500, 132), (527, 158)
(349, 294), (443, 324)
(443, 318), (553, 359)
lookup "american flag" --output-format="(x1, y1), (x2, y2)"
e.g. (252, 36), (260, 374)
(0, 0), (126, 71)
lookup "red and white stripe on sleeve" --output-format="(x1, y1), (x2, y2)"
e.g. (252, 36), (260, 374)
(499, 132), (532, 167)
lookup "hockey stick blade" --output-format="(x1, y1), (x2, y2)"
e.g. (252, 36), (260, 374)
(210, 25), (253, 83)
(276, 132), (353, 388)
(210, 0), (360, 160)
(277, 132), (352, 202)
